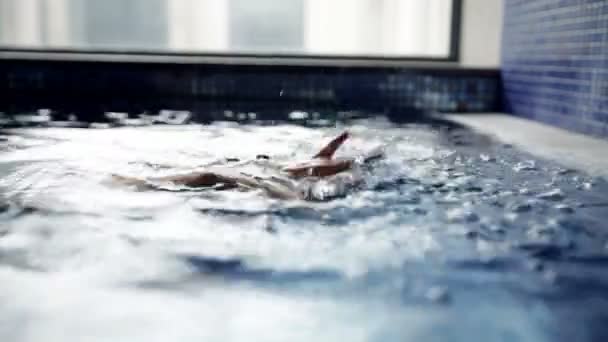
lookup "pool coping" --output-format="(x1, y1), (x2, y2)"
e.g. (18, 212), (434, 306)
(443, 113), (608, 178)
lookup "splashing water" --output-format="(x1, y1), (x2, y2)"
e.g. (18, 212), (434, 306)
(1, 118), (608, 342)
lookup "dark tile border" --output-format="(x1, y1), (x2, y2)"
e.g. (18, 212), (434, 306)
(0, 52), (500, 123)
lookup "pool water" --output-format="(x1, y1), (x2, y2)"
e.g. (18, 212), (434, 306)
(1, 117), (608, 342)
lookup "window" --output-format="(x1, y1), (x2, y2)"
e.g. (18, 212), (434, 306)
(0, 0), (458, 59)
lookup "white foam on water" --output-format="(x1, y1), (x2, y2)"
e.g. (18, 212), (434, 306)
(0, 118), (579, 341)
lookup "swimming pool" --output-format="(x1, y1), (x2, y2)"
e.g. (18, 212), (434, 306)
(1, 116), (608, 341)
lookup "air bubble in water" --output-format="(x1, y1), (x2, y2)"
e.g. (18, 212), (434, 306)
(480, 154), (495, 162)
(518, 188), (532, 195)
(425, 286), (450, 304)
(509, 202), (532, 213)
(555, 204), (574, 214)
(537, 189), (565, 201)
(513, 160), (537, 172)
(446, 208), (479, 223)
(554, 168), (575, 176)
(412, 207), (427, 215)
(288, 111), (309, 120)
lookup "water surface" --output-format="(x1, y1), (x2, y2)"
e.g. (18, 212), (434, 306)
(1, 118), (608, 341)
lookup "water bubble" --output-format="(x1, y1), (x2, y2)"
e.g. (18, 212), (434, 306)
(499, 190), (515, 197)
(436, 182), (453, 192)
(412, 207), (427, 215)
(513, 160), (537, 172)
(518, 188), (532, 196)
(551, 218), (587, 234)
(401, 196), (421, 205)
(526, 224), (556, 241)
(465, 230), (479, 239)
(89, 123), (112, 129)
(489, 198), (504, 207)
(526, 259), (544, 272)
(446, 208), (479, 223)
(502, 213), (519, 224)
(437, 193), (461, 204)
(479, 154), (495, 162)
(543, 269), (558, 283)
(415, 185), (433, 194)
(0, 200), (9, 214)
(554, 204), (574, 214)
(425, 286), (450, 304)
(509, 202), (532, 213)
(578, 182), (593, 190)
(448, 172), (465, 179)
(482, 223), (506, 235)
(288, 111), (309, 120)
(517, 242), (564, 259)
(537, 189), (565, 201)
(554, 168), (575, 176)
(430, 181), (445, 188)
(464, 185), (483, 193)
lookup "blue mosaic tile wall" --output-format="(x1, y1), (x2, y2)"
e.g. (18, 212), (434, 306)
(502, 0), (608, 137)
(0, 58), (499, 124)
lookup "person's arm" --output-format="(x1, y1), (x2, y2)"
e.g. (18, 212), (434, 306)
(283, 158), (354, 178)
(283, 145), (384, 179)
(111, 171), (239, 188)
(313, 131), (349, 159)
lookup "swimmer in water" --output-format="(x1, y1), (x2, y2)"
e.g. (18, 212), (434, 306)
(111, 131), (384, 200)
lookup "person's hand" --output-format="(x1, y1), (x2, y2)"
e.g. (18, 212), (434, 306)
(284, 131), (352, 178)
(313, 131), (349, 159)
(283, 158), (353, 178)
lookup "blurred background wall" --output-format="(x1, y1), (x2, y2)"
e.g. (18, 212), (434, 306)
(459, 0), (503, 68)
(502, 0), (608, 137)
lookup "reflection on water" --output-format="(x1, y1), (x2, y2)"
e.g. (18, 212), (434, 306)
(0, 0), (453, 57)
(1, 117), (608, 341)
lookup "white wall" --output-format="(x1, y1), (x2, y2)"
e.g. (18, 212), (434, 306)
(459, 0), (504, 68)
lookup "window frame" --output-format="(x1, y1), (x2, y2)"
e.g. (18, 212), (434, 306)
(0, 0), (462, 64)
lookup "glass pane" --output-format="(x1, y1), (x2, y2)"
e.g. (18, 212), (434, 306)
(0, 0), (454, 58)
